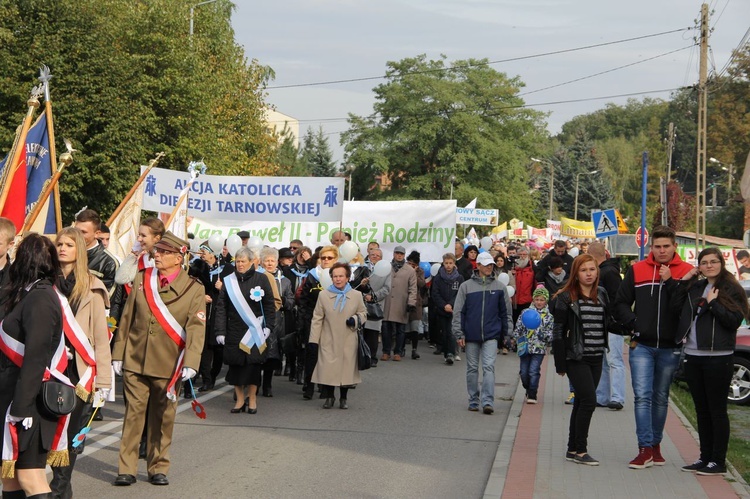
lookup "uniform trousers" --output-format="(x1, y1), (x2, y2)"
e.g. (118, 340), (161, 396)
(119, 370), (178, 477)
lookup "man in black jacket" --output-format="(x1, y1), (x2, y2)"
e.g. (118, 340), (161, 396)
(75, 209), (119, 297)
(535, 239), (574, 283)
(589, 242), (625, 411)
(454, 240), (473, 281)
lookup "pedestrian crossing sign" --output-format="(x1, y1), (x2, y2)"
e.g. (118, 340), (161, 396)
(591, 209), (618, 238)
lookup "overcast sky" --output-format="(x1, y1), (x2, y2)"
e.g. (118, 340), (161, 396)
(228, 0), (749, 163)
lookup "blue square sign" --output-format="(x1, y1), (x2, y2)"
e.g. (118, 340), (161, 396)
(591, 209), (618, 238)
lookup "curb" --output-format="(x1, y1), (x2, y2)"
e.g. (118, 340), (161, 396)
(669, 398), (750, 498)
(483, 375), (524, 498)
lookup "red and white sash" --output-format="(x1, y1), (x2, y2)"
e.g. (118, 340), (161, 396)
(56, 289), (97, 400)
(137, 252), (154, 271)
(0, 311), (74, 477)
(142, 267), (187, 401)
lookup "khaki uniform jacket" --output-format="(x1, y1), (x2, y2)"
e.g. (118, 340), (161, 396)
(113, 268), (206, 378)
(73, 275), (112, 389)
(382, 263), (417, 324)
(310, 288), (367, 387)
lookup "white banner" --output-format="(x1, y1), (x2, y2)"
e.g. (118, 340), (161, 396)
(188, 200), (456, 262)
(141, 167), (345, 222)
(547, 220), (561, 239)
(456, 207), (498, 226)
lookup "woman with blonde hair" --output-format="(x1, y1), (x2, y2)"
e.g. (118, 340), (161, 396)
(50, 227), (112, 498)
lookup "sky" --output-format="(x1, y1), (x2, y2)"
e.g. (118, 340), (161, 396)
(228, 0), (750, 163)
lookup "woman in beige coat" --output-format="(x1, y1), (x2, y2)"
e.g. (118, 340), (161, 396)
(51, 227), (112, 498)
(310, 263), (367, 409)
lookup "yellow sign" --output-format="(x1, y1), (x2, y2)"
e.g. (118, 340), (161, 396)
(615, 210), (628, 233)
(561, 217), (595, 238)
(491, 222), (508, 235)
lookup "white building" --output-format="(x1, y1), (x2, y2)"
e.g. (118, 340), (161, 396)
(264, 108), (299, 149)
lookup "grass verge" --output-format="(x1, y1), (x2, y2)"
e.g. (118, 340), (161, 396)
(671, 381), (750, 484)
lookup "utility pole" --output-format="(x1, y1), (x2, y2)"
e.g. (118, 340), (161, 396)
(660, 177), (668, 226)
(666, 122), (675, 183)
(695, 3), (709, 257)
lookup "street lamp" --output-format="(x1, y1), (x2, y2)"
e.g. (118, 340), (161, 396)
(709, 157), (734, 192)
(574, 170), (599, 220)
(449, 175), (456, 200)
(190, 0), (219, 37)
(532, 157), (554, 220)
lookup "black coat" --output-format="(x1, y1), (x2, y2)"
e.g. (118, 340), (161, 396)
(535, 251), (574, 283)
(552, 287), (610, 374)
(86, 243), (118, 295)
(296, 270), (323, 343)
(0, 280), (63, 453)
(456, 257), (473, 282)
(672, 278), (745, 351)
(215, 267), (275, 366)
(431, 268), (464, 317)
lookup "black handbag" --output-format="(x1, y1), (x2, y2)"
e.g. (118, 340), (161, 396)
(37, 380), (76, 417)
(357, 328), (372, 371)
(365, 300), (383, 321)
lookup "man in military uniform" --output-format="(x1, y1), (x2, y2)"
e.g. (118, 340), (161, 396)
(112, 232), (206, 486)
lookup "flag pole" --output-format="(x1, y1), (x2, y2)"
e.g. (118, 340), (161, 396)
(164, 161), (204, 231)
(22, 146), (74, 232)
(106, 152), (165, 226)
(0, 84), (44, 213)
(38, 66), (63, 232)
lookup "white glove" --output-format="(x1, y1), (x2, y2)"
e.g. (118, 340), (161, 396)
(215, 335), (225, 345)
(263, 327), (271, 339)
(7, 415), (33, 430)
(112, 361), (123, 376)
(65, 346), (74, 360)
(181, 367), (197, 381)
(97, 388), (111, 400)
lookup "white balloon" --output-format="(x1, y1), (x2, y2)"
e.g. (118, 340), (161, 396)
(430, 263), (441, 276)
(480, 236), (493, 249)
(189, 239), (200, 252)
(338, 256), (348, 264)
(339, 240), (359, 261)
(506, 286), (515, 298)
(226, 234), (242, 255)
(569, 247), (580, 258)
(319, 268), (332, 288)
(498, 272), (510, 285)
(208, 233), (223, 253)
(248, 236), (263, 252)
(373, 260), (391, 277)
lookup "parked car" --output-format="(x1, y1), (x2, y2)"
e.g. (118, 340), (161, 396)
(729, 281), (750, 405)
(674, 280), (750, 406)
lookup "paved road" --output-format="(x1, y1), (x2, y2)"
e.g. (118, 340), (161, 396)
(69, 347), (520, 498)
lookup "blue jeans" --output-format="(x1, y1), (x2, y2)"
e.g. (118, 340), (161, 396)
(381, 321), (405, 356)
(596, 333), (626, 405)
(465, 339), (498, 408)
(629, 343), (681, 447)
(519, 353), (545, 399)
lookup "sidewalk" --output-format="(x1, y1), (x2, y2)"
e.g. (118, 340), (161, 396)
(486, 354), (750, 499)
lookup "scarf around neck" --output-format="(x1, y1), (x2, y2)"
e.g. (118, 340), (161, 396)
(328, 283), (352, 311)
(391, 259), (405, 272)
(548, 269), (566, 284)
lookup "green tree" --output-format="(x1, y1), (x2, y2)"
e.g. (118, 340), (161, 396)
(300, 126), (337, 177)
(550, 130), (614, 220)
(0, 0), (277, 223)
(274, 125), (309, 176)
(341, 54), (548, 224)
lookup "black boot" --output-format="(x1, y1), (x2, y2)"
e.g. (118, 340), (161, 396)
(26, 494), (53, 499)
(283, 363), (291, 377)
(139, 439), (147, 459)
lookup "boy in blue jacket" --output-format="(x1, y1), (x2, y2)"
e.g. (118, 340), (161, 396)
(452, 252), (513, 414)
(514, 286), (553, 404)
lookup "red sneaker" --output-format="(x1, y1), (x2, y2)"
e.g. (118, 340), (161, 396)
(652, 444), (665, 466)
(629, 447), (654, 469)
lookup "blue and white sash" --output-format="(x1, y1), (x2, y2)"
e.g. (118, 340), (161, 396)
(224, 273), (268, 354)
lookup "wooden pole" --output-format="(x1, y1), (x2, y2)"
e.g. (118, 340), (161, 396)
(164, 186), (190, 230)
(0, 89), (42, 212)
(43, 99), (63, 232)
(105, 152), (165, 226)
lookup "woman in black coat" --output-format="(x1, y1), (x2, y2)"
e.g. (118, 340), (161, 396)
(671, 247), (750, 475)
(0, 234), (63, 498)
(214, 247), (275, 414)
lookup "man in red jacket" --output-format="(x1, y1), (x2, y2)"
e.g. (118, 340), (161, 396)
(614, 225), (694, 469)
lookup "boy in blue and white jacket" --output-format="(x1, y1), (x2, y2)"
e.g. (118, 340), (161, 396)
(514, 286), (553, 404)
(452, 252), (513, 414)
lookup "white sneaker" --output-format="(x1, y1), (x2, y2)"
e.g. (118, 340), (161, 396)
(526, 398), (538, 404)
(454, 355), (461, 361)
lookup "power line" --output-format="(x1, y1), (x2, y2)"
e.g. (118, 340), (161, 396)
(279, 87), (683, 127)
(266, 27), (693, 90)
